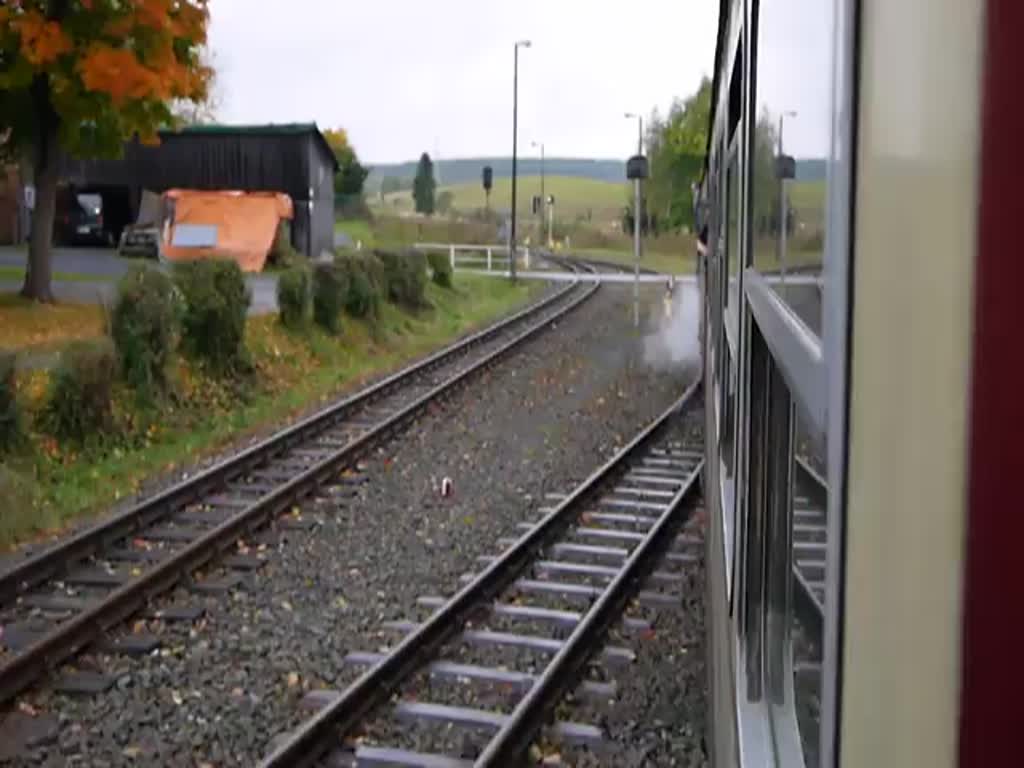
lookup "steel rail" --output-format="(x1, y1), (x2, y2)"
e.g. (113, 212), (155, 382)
(793, 455), (827, 639)
(477, 454), (703, 764)
(259, 379), (701, 768)
(0, 276), (582, 608)
(0, 269), (599, 708)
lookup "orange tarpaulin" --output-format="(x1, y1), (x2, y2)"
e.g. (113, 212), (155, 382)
(160, 189), (293, 273)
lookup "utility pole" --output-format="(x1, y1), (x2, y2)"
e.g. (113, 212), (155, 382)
(626, 112), (644, 328)
(510, 40), (531, 282)
(547, 195), (554, 248)
(532, 141), (545, 243)
(778, 111), (797, 284)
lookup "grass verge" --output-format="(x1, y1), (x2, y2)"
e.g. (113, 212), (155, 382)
(334, 219), (376, 248)
(0, 275), (543, 549)
(0, 266), (119, 284)
(0, 294), (106, 353)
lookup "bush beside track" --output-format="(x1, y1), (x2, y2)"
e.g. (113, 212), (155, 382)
(0, 256), (541, 549)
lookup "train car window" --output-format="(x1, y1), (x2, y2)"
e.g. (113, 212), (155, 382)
(726, 153), (741, 310)
(751, 1), (831, 338)
(741, 0), (838, 765)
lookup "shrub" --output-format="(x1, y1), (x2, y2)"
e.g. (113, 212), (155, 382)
(335, 254), (383, 319)
(268, 221), (302, 269)
(174, 259), (252, 373)
(110, 265), (180, 398)
(427, 250), (454, 288)
(277, 266), (312, 329)
(313, 263), (349, 334)
(0, 350), (21, 453)
(43, 339), (116, 445)
(375, 249), (428, 308)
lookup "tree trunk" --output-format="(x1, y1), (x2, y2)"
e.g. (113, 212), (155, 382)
(21, 76), (59, 303)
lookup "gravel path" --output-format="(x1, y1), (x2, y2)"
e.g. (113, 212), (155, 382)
(1, 283), (705, 767)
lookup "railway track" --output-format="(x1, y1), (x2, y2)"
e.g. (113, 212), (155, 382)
(260, 384), (705, 767)
(0, 264), (600, 708)
(792, 456), (828, 767)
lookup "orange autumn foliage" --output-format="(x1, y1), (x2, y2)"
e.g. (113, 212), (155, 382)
(13, 12), (73, 66)
(5, 1), (210, 109)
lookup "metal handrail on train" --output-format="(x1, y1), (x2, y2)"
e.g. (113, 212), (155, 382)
(744, 268), (826, 444)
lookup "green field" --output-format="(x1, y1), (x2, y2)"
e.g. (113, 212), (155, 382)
(374, 175), (629, 223)
(789, 179), (826, 209)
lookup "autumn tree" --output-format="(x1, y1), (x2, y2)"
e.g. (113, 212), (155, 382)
(0, 0), (212, 302)
(322, 127), (369, 198)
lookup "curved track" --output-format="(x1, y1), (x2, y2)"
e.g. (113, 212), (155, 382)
(260, 384), (704, 767)
(0, 265), (600, 707)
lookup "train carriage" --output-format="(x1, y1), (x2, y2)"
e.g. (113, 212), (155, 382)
(699, 0), (1021, 766)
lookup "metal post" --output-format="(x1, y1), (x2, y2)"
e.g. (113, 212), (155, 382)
(547, 198), (554, 248)
(629, 114), (643, 329)
(487, 247), (492, 271)
(633, 176), (641, 328)
(449, 244), (456, 270)
(510, 42), (525, 283)
(778, 114), (786, 285)
(777, 111), (796, 286)
(539, 143), (545, 243)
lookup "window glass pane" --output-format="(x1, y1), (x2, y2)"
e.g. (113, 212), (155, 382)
(726, 156), (740, 308)
(752, 0), (832, 338)
(753, 0), (836, 763)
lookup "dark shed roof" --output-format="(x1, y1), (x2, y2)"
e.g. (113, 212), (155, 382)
(60, 123), (339, 201)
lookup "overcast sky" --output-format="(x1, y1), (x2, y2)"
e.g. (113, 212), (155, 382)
(207, 1), (719, 165)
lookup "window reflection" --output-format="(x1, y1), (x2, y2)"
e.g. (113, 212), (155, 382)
(753, 0), (835, 763)
(753, 0), (832, 337)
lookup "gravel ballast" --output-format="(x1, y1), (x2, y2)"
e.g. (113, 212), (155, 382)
(1, 281), (706, 767)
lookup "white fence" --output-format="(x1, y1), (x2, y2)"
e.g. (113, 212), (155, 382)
(413, 243), (532, 272)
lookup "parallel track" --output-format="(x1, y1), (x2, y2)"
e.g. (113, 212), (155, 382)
(261, 384), (705, 767)
(792, 456), (828, 767)
(0, 265), (599, 707)
(792, 457), (827, 639)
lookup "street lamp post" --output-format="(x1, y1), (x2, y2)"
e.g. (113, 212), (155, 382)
(510, 40), (531, 282)
(625, 112), (644, 328)
(531, 140), (545, 246)
(778, 110), (797, 283)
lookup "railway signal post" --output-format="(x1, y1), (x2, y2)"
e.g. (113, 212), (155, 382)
(626, 153), (649, 329)
(625, 112), (646, 328)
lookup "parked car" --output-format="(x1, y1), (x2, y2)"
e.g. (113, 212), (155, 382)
(54, 190), (112, 246)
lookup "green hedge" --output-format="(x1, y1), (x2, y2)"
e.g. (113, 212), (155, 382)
(375, 249), (428, 308)
(0, 349), (20, 453)
(110, 265), (181, 399)
(174, 260), (252, 373)
(277, 266), (312, 329)
(335, 253), (383, 319)
(42, 339), (117, 445)
(427, 251), (453, 289)
(313, 263), (349, 334)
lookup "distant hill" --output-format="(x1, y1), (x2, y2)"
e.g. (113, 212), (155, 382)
(366, 155), (827, 195)
(366, 157), (626, 194)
